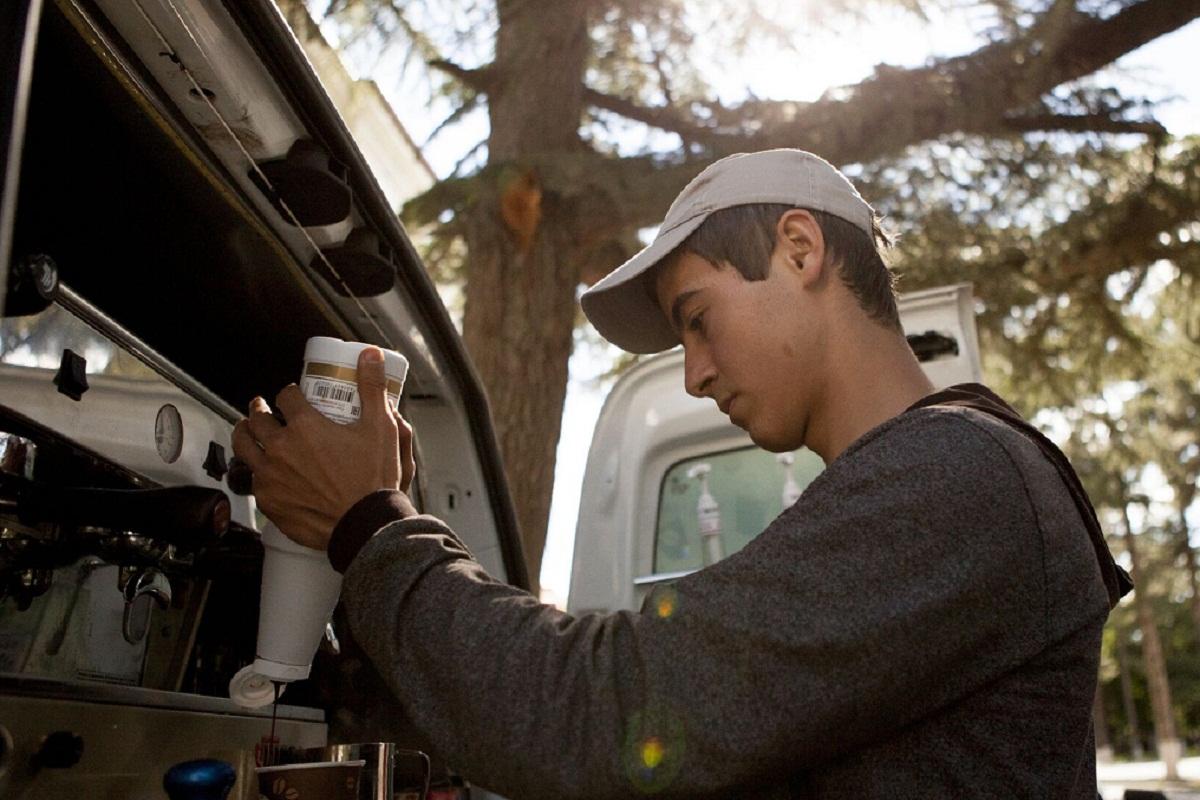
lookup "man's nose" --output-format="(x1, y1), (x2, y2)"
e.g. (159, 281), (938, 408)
(684, 347), (716, 399)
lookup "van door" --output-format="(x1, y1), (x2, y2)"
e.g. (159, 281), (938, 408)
(568, 283), (982, 615)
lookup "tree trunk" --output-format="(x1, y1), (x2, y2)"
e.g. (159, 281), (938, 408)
(1184, 538), (1200, 644)
(1122, 503), (1180, 777)
(1094, 680), (1114, 763)
(460, 0), (591, 594)
(462, 201), (581, 597)
(1117, 629), (1145, 760)
(1175, 480), (1200, 643)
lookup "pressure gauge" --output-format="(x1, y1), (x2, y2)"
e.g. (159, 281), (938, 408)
(155, 404), (184, 464)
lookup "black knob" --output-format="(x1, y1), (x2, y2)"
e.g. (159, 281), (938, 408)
(53, 349), (89, 401)
(34, 730), (83, 769)
(203, 442), (229, 481)
(250, 138), (351, 227)
(226, 456), (253, 496)
(5, 253), (59, 317)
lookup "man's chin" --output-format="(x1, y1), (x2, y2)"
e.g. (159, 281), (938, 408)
(747, 425), (805, 454)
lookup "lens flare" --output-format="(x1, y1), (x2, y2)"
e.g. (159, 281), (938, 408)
(653, 586), (678, 620)
(641, 737), (665, 769)
(623, 705), (685, 793)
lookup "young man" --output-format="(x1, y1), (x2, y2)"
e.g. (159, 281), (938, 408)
(233, 149), (1129, 799)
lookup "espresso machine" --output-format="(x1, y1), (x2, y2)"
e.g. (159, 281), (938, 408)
(0, 316), (438, 796)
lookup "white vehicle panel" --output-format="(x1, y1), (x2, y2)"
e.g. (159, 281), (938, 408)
(569, 283), (982, 614)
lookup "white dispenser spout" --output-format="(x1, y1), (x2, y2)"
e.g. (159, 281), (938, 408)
(778, 452), (802, 509)
(229, 521), (345, 707)
(252, 521), (344, 682)
(687, 463), (724, 566)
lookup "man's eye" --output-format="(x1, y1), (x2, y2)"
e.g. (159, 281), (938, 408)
(687, 311), (705, 333)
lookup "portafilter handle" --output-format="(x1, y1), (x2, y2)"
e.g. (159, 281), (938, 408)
(17, 485), (231, 549)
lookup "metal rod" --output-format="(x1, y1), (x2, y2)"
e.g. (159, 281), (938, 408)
(55, 283), (242, 424)
(633, 569), (697, 586)
(0, 673), (325, 720)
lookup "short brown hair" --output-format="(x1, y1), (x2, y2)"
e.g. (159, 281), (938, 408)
(665, 204), (901, 331)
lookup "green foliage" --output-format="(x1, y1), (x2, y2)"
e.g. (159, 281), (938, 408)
(861, 134), (1199, 413)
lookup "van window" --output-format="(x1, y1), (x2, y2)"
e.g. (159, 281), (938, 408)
(654, 446), (825, 573)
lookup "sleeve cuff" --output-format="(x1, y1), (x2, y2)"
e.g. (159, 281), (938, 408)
(328, 489), (416, 573)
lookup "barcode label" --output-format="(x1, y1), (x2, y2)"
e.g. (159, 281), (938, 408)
(312, 382), (357, 405)
(300, 376), (362, 424)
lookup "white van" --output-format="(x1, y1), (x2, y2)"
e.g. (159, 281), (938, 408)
(569, 284), (983, 615)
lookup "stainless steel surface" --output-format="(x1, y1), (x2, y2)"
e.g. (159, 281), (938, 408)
(259, 741), (434, 800)
(44, 558), (104, 656)
(0, 688), (326, 800)
(0, 674), (323, 720)
(54, 284), (242, 424)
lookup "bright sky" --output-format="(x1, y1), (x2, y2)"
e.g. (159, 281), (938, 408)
(320, 5), (1200, 606)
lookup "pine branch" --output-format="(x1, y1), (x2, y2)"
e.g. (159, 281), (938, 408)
(696, 0), (1200, 162)
(423, 94), (484, 147)
(383, 0), (448, 67)
(1000, 113), (1167, 137)
(429, 58), (496, 92)
(451, 140), (489, 177)
(582, 88), (717, 144)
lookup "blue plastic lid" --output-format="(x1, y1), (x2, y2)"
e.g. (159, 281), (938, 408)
(163, 759), (237, 800)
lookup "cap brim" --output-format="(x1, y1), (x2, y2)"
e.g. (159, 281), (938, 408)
(580, 215), (707, 354)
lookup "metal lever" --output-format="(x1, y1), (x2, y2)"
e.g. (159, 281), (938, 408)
(122, 568), (172, 644)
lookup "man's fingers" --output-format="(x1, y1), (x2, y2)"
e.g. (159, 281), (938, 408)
(355, 347), (391, 422)
(231, 419), (266, 471)
(398, 415), (416, 494)
(276, 384), (320, 424)
(245, 397), (284, 445)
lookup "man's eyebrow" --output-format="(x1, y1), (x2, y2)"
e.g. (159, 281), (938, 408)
(669, 289), (702, 333)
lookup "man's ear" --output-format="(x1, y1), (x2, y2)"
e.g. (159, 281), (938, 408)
(776, 209), (826, 285)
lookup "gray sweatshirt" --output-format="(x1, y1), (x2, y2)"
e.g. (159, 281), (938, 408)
(337, 402), (1114, 799)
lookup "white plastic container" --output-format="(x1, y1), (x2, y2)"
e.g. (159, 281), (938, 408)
(230, 337), (408, 707)
(299, 336), (408, 423)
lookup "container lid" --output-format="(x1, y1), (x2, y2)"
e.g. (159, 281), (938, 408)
(303, 336), (408, 384)
(228, 664), (285, 709)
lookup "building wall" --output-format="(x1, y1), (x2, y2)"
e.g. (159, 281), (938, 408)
(274, 0), (435, 213)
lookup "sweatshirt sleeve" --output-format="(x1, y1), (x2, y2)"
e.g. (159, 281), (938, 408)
(337, 410), (1110, 799)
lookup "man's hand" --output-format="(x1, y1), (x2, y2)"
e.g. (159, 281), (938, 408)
(231, 347), (417, 550)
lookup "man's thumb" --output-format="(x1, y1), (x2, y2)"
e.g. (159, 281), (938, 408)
(356, 346), (388, 420)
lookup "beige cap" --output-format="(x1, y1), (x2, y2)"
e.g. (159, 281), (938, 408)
(580, 149), (876, 353)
